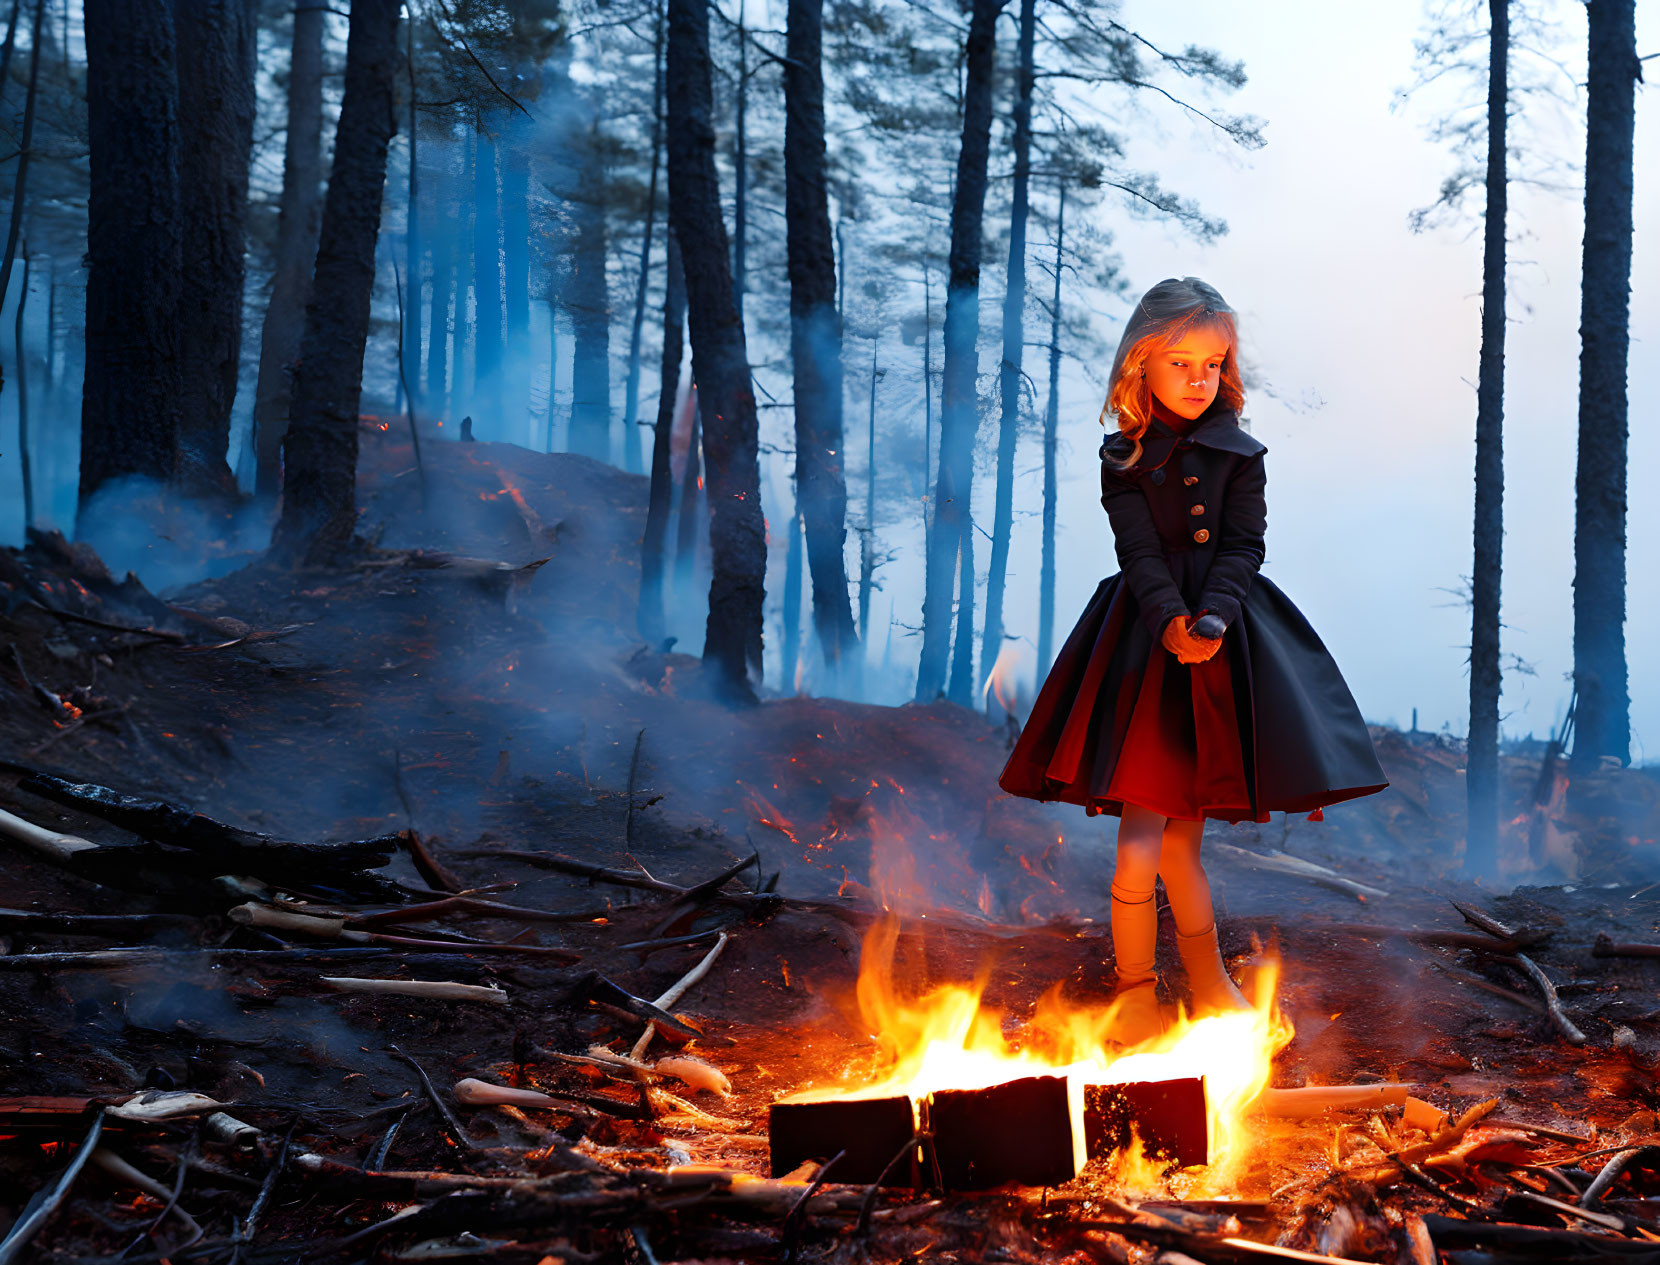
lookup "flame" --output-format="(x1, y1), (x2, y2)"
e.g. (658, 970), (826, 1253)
(813, 910), (1291, 1191)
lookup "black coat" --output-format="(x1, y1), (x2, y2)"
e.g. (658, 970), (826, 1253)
(999, 407), (1388, 823)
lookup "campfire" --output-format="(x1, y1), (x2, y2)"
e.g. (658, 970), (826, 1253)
(769, 909), (1291, 1193)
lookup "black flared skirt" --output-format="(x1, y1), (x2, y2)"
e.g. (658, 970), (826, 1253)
(999, 572), (1388, 823)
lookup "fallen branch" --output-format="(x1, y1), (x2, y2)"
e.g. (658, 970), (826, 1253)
(1594, 933), (1660, 959)
(230, 902), (579, 959)
(1509, 954), (1586, 1046)
(631, 930), (731, 1062)
(1251, 1084), (1414, 1119)
(0, 803), (100, 862)
(1208, 843), (1388, 900)
(323, 977), (508, 1005)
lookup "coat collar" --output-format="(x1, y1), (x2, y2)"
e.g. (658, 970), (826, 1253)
(1136, 407), (1266, 467)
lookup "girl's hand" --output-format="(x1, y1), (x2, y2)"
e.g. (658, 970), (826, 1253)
(1161, 615), (1223, 665)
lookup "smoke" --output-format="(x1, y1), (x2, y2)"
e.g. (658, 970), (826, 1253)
(75, 475), (270, 594)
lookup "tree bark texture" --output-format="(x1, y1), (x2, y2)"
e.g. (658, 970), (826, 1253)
(980, 0), (1035, 693)
(173, 0), (255, 497)
(916, 0), (1000, 702)
(567, 114), (612, 462)
(784, 0), (857, 675)
(675, 406), (703, 590)
(270, 0), (400, 564)
(639, 226), (686, 644)
(80, 0), (183, 505)
(1465, 0), (1507, 876)
(859, 336), (877, 644)
(1571, 0), (1640, 772)
(252, 2), (324, 499)
(1037, 183), (1065, 679)
(668, 0), (767, 702)
(948, 525), (976, 704)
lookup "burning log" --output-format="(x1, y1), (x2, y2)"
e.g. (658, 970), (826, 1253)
(768, 1094), (918, 1184)
(927, 1075), (1085, 1190)
(1084, 1076), (1208, 1167)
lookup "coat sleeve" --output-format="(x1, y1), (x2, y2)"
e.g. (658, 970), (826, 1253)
(1196, 451), (1267, 627)
(1101, 462), (1191, 641)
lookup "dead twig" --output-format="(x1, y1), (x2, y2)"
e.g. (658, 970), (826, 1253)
(389, 1044), (478, 1152)
(0, 1108), (104, 1265)
(630, 930), (731, 1062)
(1509, 954), (1587, 1045)
(780, 1150), (844, 1263)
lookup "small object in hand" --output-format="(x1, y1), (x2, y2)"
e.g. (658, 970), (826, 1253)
(1190, 613), (1226, 641)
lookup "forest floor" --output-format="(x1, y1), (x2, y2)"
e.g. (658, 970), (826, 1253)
(3, 427), (1660, 1263)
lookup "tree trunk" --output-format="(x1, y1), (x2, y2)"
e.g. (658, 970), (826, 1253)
(622, 0), (667, 478)
(639, 225), (686, 644)
(1570, 0), (1639, 773)
(0, 0), (21, 116)
(858, 336), (877, 644)
(916, 0), (1000, 702)
(948, 525), (976, 704)
(674, 405), (703, 590)
(782, 502), (803, 690)
(80, 0), (183, 506)
(980, 0), (1035, 691)
(502, 120), (530, 441)
(269, 0), (400, 564)
(425, 151), (454, 417)
(668, 0), (766, 701)
(567, 115), (611, 462)
(15, 250), (30, 529)
(0, 0), (43, 415)
(1037, 182), (1065, 678)
(732, 4), (747, 327)
(472, 125), (502, 432)
(252, 1), (323, 499)
(784, 0), (857, 676)
(1464, 0), (1507, 877)
(173, 0), (255, 498)
(402, 13), (421, 409)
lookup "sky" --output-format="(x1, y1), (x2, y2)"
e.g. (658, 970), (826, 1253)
(990, 0), (1660, 758)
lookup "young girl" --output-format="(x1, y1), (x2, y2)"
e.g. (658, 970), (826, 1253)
(998, 277), (1388, 1042)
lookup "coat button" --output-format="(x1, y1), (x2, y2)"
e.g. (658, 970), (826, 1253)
(1184, 475), (1199, 486)
(1150, 468), (1166, 485)
(1189, 503), (1205, 516)
(1193, 528), (1210, 544)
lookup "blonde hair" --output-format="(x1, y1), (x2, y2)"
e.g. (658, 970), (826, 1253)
(1100, 277), (1246, 467)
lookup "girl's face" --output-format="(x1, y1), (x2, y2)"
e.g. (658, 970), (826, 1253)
(1144, 327), (1231, 421)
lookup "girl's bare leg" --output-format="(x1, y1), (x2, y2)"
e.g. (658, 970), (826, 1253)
(1109, 804), (1166, 1042)
(1159, 818), (1250, 1014)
